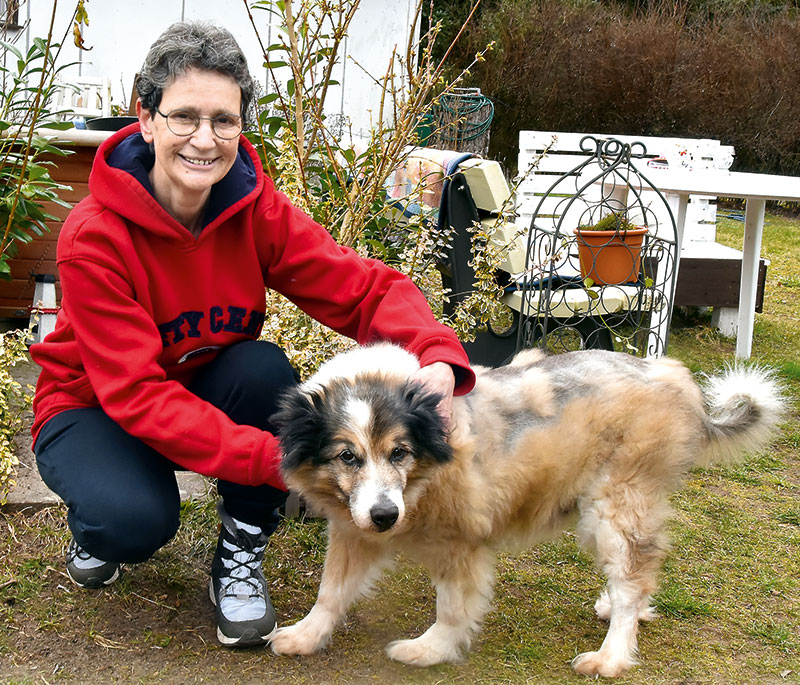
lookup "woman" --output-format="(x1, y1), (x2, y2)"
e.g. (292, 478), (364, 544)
(31, 22), (474, 648)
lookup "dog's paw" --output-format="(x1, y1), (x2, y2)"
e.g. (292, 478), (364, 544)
(270, 619), (329, 656)
(386, 635), (461, 667)
(571, 650), (636, 678)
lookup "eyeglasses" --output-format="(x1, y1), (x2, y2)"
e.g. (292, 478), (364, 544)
(154, 107), (243, 140)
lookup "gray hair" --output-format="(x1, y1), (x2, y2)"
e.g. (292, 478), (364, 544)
(136, 21), (255, 124)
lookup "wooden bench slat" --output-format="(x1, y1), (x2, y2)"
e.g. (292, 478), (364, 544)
(502, 284), (664, 318)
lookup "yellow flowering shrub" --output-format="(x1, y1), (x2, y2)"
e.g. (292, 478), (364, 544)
(0, 327), (34, 503)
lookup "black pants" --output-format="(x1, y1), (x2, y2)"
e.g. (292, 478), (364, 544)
(35, 340), (298, 564)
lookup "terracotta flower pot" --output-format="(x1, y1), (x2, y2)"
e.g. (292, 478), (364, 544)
(573, 227), (648, 285)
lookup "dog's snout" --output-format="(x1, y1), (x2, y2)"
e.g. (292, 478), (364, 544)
(370, 501), (399, 531)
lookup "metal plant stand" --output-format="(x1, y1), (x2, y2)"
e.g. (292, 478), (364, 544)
(514, 136), (679, 357)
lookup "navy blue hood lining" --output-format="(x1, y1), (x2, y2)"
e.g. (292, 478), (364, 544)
(106, 132), (258, 228)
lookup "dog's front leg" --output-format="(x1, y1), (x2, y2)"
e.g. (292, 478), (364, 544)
(386, 546), (496, 666)
(271, 522), (389, 656)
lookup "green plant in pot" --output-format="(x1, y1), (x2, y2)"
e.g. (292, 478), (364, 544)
(573, 212), (648, 285)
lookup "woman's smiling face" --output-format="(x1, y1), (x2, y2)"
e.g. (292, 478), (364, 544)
(138, 68), (242, 219)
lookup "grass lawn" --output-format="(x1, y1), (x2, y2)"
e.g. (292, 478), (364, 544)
(0, 211), (798, 683)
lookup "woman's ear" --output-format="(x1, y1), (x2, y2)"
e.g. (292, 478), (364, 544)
(136, 99), (154, 144)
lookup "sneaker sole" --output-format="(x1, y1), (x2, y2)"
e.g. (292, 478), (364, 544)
(66, 565), (121, 590)
(208, 579), (278, 647)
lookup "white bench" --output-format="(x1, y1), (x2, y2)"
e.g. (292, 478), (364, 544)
(437, 154), (674, 358)
(52, 77), (112, 122)
(442, 155), (669, 315)
(517, 130), (731, 245)
(516, 131), (761, 335)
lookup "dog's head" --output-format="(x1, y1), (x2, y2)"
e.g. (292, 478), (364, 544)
(273, 373), (452, 534)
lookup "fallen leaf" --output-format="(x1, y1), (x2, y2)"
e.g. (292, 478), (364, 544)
(72, 22), (93, 51)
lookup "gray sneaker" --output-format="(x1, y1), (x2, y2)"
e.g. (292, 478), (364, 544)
(209, 501), (277, 647)
(66, 539), (120, 589)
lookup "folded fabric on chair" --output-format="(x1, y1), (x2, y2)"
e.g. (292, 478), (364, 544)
(385, 146), (474, 213)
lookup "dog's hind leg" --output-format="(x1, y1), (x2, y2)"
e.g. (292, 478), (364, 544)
(271, 522), (390, 656)
(386, 545), (495, 667)
(572, 494), (667, 677)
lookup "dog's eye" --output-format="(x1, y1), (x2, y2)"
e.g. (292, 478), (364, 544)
(390, 447), (408, 463)
(338, 449), (359, 466)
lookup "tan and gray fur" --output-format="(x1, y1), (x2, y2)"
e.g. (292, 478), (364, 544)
(269, 343), (784, 677)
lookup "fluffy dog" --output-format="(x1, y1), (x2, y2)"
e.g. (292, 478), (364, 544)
(269, 344), (784, 677)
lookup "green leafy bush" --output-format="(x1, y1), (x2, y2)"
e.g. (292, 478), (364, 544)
(245, 0), (503, 375)
(0, 3), (87, 495)
(1, 8), (78, 279)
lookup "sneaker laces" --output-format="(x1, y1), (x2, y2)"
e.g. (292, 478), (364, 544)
(219, 528), (267, 601)
(216, 516), (269, 623)
(68, 539), (108, 570)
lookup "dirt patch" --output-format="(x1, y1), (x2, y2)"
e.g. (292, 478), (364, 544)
(3, 503), (798, 685)
(0, 509), (453, 685)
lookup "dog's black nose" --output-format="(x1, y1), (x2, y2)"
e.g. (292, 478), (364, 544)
(370, 502), (399, 531)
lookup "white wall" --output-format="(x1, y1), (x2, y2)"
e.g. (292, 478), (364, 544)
(5, 0), (418, 137)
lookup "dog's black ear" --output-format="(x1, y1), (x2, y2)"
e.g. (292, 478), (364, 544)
(271, 387), (328, 470)
(401, 382), (453, 463)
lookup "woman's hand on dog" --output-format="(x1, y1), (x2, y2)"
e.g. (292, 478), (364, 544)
(411, 362), (455, 429)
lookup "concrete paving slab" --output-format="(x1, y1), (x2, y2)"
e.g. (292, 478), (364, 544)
(2, 352), (211, 511)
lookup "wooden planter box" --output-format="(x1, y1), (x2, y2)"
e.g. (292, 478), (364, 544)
(0, 130), (112, 319)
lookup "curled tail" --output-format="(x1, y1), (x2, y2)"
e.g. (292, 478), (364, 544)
(697, 364), (786, 467)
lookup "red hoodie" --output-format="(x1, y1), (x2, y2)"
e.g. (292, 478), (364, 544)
(30, 124), (474, 490)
